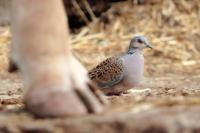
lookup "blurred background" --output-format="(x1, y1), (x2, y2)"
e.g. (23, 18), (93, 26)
(0, 0), (199, 76)
(0, 0), (199, 131)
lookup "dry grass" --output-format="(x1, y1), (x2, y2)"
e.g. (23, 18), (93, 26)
(71, 0), (200, 76)
(0, 26), (10, 73)
(0, 0), (200, 76)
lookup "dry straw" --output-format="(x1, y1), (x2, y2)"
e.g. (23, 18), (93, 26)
(0, 0), (200, 75)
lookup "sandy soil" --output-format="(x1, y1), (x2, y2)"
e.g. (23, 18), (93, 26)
(0, 72), (200, 132)
(0, 1), (200, 132)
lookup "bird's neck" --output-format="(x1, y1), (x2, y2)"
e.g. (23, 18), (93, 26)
(127, 48), (142, 55)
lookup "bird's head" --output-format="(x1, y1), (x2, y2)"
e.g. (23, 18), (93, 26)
(128, 36), (152, 51)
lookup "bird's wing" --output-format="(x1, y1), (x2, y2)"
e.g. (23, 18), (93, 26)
(88, 56), (124, 88)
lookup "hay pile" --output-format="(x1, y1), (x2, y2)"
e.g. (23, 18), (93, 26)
(0, 0), (200, 75)
(71, 0), (200, 75)
(0, 26), (9, 72)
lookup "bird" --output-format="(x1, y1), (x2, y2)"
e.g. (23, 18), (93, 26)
(88, 35), (152, 95)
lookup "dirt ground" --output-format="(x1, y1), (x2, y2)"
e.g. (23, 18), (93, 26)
(0, 0), (200, 133)
(0, 70), (200, 132)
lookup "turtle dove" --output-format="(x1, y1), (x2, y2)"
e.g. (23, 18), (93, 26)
(88, 36), (152, 95)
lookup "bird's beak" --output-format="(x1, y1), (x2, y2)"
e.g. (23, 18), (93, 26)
(146, 43), (153, 49)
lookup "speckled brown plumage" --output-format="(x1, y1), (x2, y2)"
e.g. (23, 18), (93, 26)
(88, 56), (124, 88)
(88, 36), (152, 95)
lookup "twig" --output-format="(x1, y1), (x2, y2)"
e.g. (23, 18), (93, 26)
(82, 0), (97, 21)
(71, 0), (89, 24)
(72, 33), (104, 44)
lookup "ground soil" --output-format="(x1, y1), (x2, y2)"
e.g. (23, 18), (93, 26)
(0, 71), (200, 133)
(0, 1), (200, 133)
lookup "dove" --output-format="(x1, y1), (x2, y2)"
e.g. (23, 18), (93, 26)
(88, 36), (152, 95)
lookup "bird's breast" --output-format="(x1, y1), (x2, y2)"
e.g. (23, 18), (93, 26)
(122, 53), (144, 86)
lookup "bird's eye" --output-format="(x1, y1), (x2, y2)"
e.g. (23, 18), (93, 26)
(137, 39), (143, 43)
